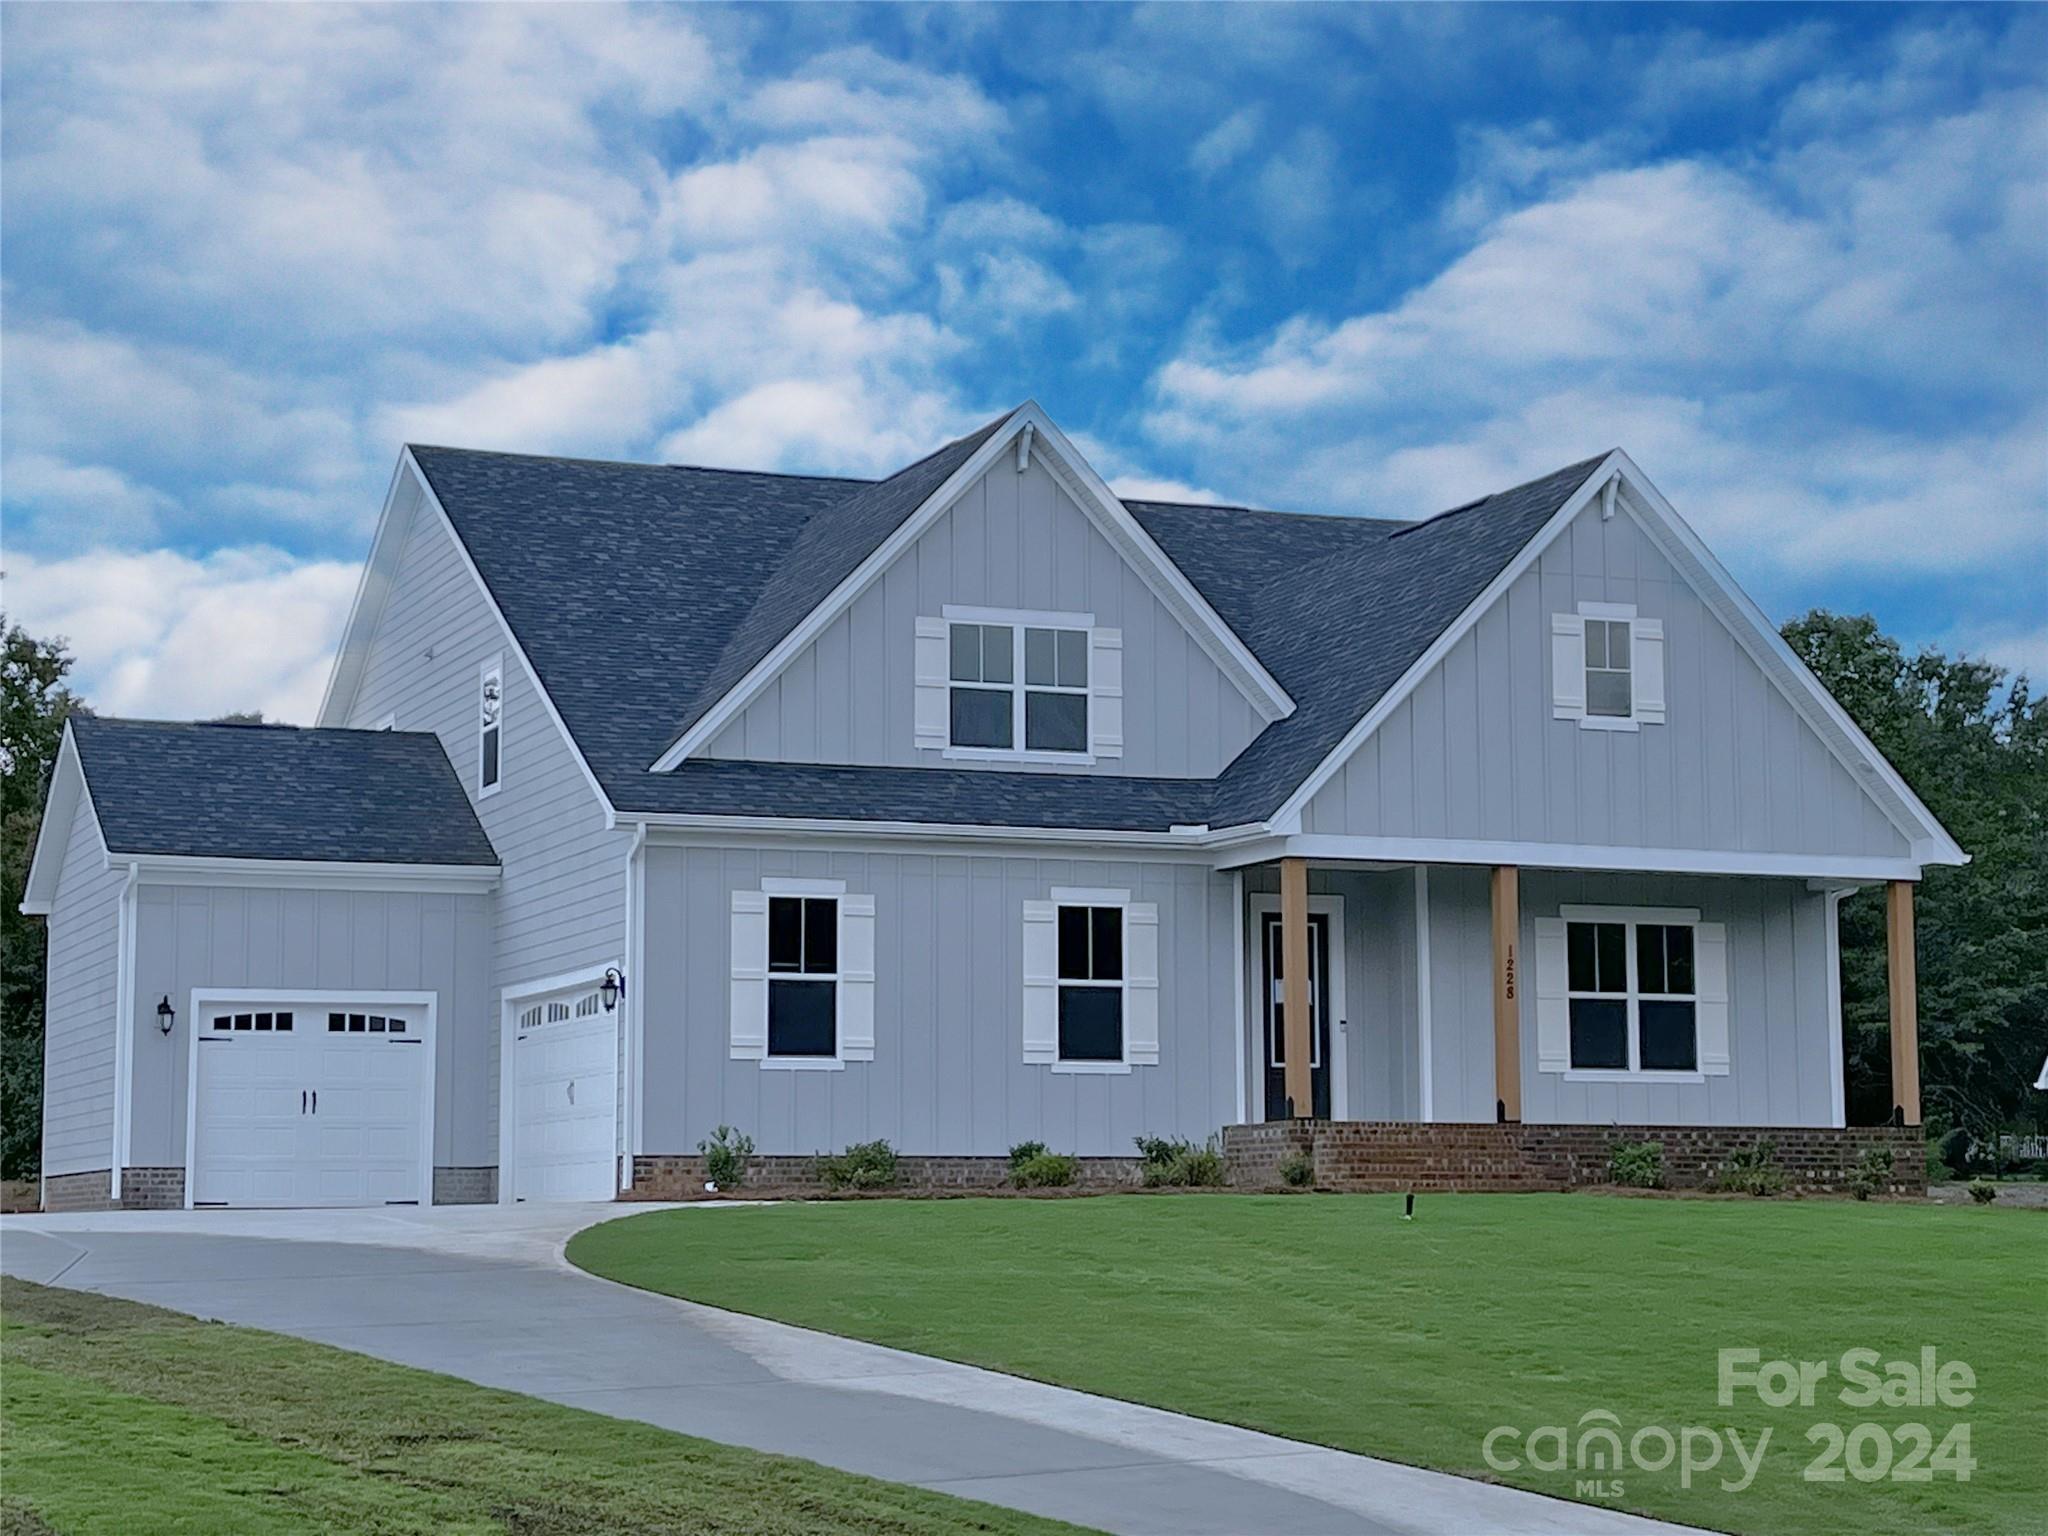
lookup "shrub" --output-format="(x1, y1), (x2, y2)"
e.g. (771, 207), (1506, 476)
(1847, 1145), (1894, 1202)
(1007, 1140), (1049, 1173)
(1967, 1178), (1999, 1205)
(1935, 1127), (1973, 1178)
(816, 1139), (898, 1191)
(1925, 1145), (1951, 1186)
(1135, 1134), (1225, 1188)
(1608, 1139), (1665, 1189)
(697, 1124), (754, 1189)
(1278, 1152), (1315, 1189)
(1012, 1152), (1079, 1189)
(1709, 1138), (1789, 1196)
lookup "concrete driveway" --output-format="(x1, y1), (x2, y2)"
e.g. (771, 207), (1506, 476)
(1, 1204), (1689, 1536)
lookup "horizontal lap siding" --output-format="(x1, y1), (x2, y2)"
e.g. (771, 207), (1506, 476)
(128, 886), (494, 1168)
(641, 844), (1238, 1157)
(1421, 869), (1836, 1127)
(1302, 495), (1911, 861)
(704, 457), (1261, 778)
(41, 798), (122, 1176)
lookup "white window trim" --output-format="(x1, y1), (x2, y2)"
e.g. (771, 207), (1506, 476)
(1050, 885), (1131, 1071)
(1578, 602), (1639, 732)
(763, 888), (846, 1068)
(1559, 904), (1704, 1078)
(477, 653), (504, 799)
(940, 605), (1096, 765)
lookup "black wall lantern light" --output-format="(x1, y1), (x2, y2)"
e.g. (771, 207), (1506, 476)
(156, 996), (176, 1036)
(599, 968), (627, 1014)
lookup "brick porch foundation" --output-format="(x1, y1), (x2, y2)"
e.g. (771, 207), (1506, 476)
(629, 1153), (1146, 1199)
(1223, 1121), (1927, 1196)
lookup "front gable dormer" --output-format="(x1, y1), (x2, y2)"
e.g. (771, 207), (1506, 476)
(664, 405), (1293, 779)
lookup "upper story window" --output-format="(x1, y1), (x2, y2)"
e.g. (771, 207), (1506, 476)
(948, 616), (1089, 756)
(1551, 603), (1665, 731)
(478, 656), (503, 797)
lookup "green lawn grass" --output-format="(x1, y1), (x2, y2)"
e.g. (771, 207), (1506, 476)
(0, 1277), (1087, 1536)
(569, 1194), (2047, 1536)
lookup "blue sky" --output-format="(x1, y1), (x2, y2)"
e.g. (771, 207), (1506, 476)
(3, 2), (2042, 721)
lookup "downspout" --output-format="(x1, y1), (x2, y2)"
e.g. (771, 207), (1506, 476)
(109, 861), (140, 1202)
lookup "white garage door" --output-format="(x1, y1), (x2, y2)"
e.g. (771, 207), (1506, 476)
(513, 986), (617, 1202)
(192, 1004), (427, 1208)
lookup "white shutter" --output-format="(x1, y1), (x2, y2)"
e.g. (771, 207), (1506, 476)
(1551, 613), (1586, 720)
(1089, 627), (1124, 759)
(1124, 901), (1159, 1065)
(1632, 616), (1666, 725)
(1022, 900), (1058, 1063)
(1695, 921), (1729, 1075)
(914, 616), (949, 750)
(839, 894), (876, 1061)
(1534, 916), (1570, 1072)
(729, 891), (768, 1060)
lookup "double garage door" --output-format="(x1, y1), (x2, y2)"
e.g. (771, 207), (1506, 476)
(192, 1003), (427, 1207)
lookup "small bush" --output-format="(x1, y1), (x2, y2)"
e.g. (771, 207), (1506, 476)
(1278, 1152), (1315, 1189)
(816, 1139), (898, 1191)
(1709, 1138), (1789, 1196)
(1925, 1145), (1951, 1185)
(1935, 1127), (1973, 1177)
(1608, 1139), (1665, 1189)
(697, 1124), (754, 1189)
(1007, 1140), (1049, 1173)
(1847, 1145), (1894, 1202)
(1135, 1134), (1225, 1188)
(1967, 1178), (1999, 1205)
(1012, 1152), (1079, 1189)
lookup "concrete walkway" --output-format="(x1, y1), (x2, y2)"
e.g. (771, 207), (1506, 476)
(1, 1204), (1689, 1536)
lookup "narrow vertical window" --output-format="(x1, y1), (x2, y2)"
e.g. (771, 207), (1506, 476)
(478, 657), (503, 796)
(1056, 902), (1124, 1062)
(1584, 619), (1633, 718)
(767, 895), (838, 1057)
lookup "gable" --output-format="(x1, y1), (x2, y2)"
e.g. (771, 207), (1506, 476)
(19, 725), (97, 915)
(701, 452), (1264, 778)
(1298, 480), (1918, 861)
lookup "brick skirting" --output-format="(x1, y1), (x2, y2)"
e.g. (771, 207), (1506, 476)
(39, 1166), (186, 1212)
(432, 1166), (498, 1205)
(1223, 1122), (1927, 1197)
(629, 1153), (1146, 1200)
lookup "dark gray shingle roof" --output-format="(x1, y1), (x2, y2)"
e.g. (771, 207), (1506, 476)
(410, 433), (1606, 831)
(71, 716), (499, 865)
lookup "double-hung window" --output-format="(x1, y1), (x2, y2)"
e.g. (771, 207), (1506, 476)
(1551, 602), (1664, 730)
(1583, 618), (1632, 719)
(1056, 903), (1124, 1062)
(1566, 917), (1697, 1072)
(946, 615), (1089, 756)
(478, 656), (503, 796)
(767, 895), (837, 1058)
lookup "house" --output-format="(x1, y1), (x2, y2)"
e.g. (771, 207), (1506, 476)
(22, 402), (1961, 1210)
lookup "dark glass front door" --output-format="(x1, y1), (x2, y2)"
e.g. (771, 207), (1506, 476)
(1262, 911), (1331, 1120)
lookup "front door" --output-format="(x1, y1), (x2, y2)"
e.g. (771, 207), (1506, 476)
(1262, 912), (1332, 1120)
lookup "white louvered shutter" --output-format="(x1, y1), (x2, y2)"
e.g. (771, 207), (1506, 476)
(1534, 916), (1570, 1072)
(1551, 614), (1586, 721)
(1089, 627), (1124, 759)
(914, 616), (949, 750)
(1695, 921), (1729, 1075)
(729, 890), (768, 1060)
(1022, 900), (1058, 1063)
(1632, 616), (1666, 725)
(1124, 902), (1160, 1065)
(839, 894), (876, 1061)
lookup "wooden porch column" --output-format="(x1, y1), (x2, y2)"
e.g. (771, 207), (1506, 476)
(1280, 856), (1313, 1118)
(1491, 865), (1522, 1123)
(1887, 880), (1922, 1127)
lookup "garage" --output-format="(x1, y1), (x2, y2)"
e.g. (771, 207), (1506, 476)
(510, 983), (617, 1202)
(190, 998), (433, 1208)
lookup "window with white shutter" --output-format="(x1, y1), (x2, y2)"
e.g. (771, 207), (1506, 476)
(921, 607), (1113, 763)
(1552, 603), (1664, 731)
(1535, 906), (1727, 1079)
(1022, 887), (1158, 1073)
(731, 879), (871, 1069)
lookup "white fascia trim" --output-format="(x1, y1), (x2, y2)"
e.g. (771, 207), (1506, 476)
(316, 452), (415, 726)
(653, 401), (1293, 770)
(1604, 452), (1966, 867)
(623, 811), (1223, 861)
(1211, 833), (1931, 882)
(19, 725), (87, 915)
(125, 853), (502, 893)
(1270, 455), (1618, 830)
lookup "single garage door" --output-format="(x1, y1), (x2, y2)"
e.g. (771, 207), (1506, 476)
(192, 1004), (427, 1207)
(512, 986), (617, 1202)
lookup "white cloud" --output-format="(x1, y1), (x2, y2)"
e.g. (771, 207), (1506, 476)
(1190, 106), (1264, 177)
(7, 546), (361, 723)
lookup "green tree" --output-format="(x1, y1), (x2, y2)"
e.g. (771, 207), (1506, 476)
(1782, 612), (2047, 1137)
(1, 621), (82, 1179)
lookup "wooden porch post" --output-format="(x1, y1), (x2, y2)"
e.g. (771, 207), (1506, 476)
(1280, 856), (1313, 1118)
(1491, 865), (1522, 1123)
(1887, 880), (1921, 1127)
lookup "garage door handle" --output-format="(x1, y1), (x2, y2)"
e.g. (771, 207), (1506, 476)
(302, 1090), (307, 1114)
(311, 1090), (317, 1115)
(567, 1079), (575, 1105)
